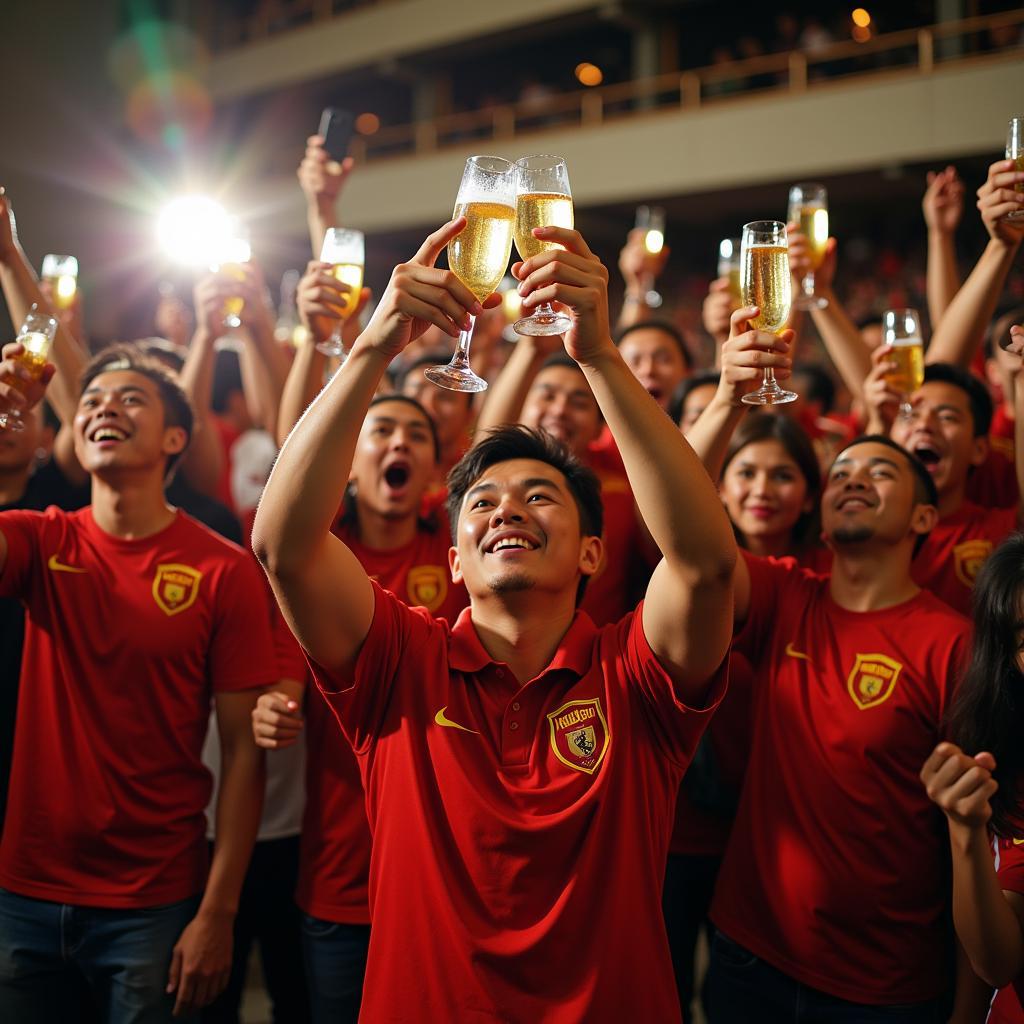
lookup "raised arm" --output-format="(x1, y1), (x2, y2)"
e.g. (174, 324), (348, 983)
(1007, 324), (1024, 521)
(516, 226), (736, 701)
(922, 166), (964, 330)
(616, 227), (670, 330)
(474, 334), (561, 438)
(927, 159), (1023, 367)
(252, 217), (492, 674)
(297, 135), (353, 257)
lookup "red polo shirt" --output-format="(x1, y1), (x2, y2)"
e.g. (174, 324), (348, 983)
(911, 501), (1017, 615)
(307, 585), (727, 1022)
(711, 553), (970, 1004)
(989, 835), (1024, 1024)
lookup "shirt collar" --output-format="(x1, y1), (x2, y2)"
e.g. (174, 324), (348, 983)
(448, 606), (599, 681)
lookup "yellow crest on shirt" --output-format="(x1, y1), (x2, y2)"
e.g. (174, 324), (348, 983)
(953, 539), (993, 588)
(405, 565), (448, 612)
(152, 563), (203, 616)
(547, 698), (610, 775)
(846, 653), (902, 711)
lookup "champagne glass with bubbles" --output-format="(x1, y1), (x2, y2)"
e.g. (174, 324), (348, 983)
(0, 306), (58, 432)
(425, 155), (515, 392)
(788, 183), (829, 309)
(317, 229), (365, 358)
(1007, 115), (1024, 222)
(512, 155), (574, 337)
(740, 220), (797, 406)
(882, 308), (924, 420)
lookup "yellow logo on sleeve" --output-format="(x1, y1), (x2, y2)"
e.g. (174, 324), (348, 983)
(953, 539), (993, 588)
(152, 564), (202, 616)
(846, 653), (903, 711)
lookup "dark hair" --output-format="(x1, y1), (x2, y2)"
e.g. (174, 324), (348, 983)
(79, 344), (193, 478)
(947, 533), (1024, 839)
(837, 434), (937, 556)
(533, 352), (603, 421)
(674, 370), (721, 424)
(135, 338), (185, 374)
(212, 349), (243, 415)
(445, 426), (603, 605)
(792, 363), (836, 414)
(367, 393), (440, 462)
(922, 363), (993, 438)
(722, 413), (821, 552)
(395, 351), (475, 407)
(615, 320), (693, 370)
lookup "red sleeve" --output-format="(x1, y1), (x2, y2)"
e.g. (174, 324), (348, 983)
(208, 552), (280, 693)
(996, 837), (1024, 894)
(733, 552), (794, 663)
(271, 594), (308, 682)
(0, 509), (44, 599)
(620, 603), (729, 767)
(306, 580), (444, 754)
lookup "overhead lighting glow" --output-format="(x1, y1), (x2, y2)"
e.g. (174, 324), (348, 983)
(852, 8), (871, 28)
(575, 62), (603, 87)
(157, 196), (232, 266)
(355, 112), (380, 135)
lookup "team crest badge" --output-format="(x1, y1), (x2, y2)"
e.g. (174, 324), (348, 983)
(152, 564), (203, 617)
(953, 539), (992, 588)
(547, 698), (610, 775)
(406, 565), (448, 612)
(846, 653), (902, 711)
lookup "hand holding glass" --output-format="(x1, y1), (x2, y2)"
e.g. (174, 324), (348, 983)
(635, 205), (666, 309)
(0, 306), (58, 431)
(787, 183), (829, 309)
(882, 308), (924, 420)
(317, 229), (366, 358)
(740, 220), (796, 406)
(41, 254), (79, 311)
(1006, 115), (1024, 222)
(512, 155), (574, 337)
(212, 234), (251, 330)
(425, 155), (515, 392)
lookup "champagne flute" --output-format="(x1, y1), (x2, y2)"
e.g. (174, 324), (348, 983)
(0, 306), (58, 432)
(882, 308), (924, 420)
(425, 155), (515, 392)
(635, 205), (666, 308)
(1006, 115), (1024, 222)
(740, 220), (796, 406)
(211, 231), (251, 331)
(717, 237), (742, 304)
(317, 229), (366, 358)
(41, 254), (79, 311)
(512, 155), (574, 337)
(787, 183), (829, 309)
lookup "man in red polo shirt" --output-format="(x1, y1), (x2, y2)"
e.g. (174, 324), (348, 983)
(252, 218), (735, 1022)
(253, 392), (468, 1023)
(0, 345), (274, 1021)
(706, 432), (974, 1021)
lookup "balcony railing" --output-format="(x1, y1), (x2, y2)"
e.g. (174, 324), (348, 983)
(342, 9), (1022, 164)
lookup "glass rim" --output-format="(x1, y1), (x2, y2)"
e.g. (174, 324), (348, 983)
(514, 153), (567, 170)
(882, 307), (921, 320)
(323, 226), (365, 243)
(741, 220), (787, 243)
(21, 308), (58, 333)
(789, 182), (827, 195)
(465, 154), (515, 175)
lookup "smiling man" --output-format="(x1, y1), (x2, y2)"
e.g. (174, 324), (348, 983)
(705, 434), (975, 1022)
(252, 218), (735, 1022)
(0, 344), (274, 1022)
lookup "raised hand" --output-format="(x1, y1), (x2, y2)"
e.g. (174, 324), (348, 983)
(0, 340), (55, 421)
(787, 223), (838, 293)
(922, 166), (965, 235)
(513, 226), (611, 365)
(977, 158), (1024, 247)
(861, 343), (904, 434)
(702, 278), (735, 346)
(0, 188), (21, 265)
(619, 226), (669, 294)
(192, 274), (235, 338)
(297, 134), (354, 209)
(921, 741), (998, 831)
(717, 306), (793, 406)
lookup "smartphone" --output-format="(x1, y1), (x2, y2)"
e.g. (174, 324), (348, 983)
(319, 108), (354, 163)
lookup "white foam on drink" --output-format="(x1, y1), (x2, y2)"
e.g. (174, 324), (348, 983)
(889, 336), (923, 347)
(456, 185), (514, 209)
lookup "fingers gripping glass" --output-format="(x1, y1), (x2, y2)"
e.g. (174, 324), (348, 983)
(0, 306), (58, 432)
(425, 155), (515, 392)
(740, 220), (797, 406)
(212, 232), (251, 331)
(1006, 116), (1024, 222)
(882, 308), (924, 421)
(512, 155), (574, 338)
(317, 228), (366, 358)
(788, 183), (829, 310)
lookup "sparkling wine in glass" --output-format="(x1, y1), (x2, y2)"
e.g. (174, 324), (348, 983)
(0, 306), (58, 432)
(882, 308), (924, 420)
(317, 229), (366, 358)
(1006, 115), (1024, 222)
(788, 183), (829, 309)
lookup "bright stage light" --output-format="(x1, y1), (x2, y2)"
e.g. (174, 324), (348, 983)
(157, 196), (232, 265)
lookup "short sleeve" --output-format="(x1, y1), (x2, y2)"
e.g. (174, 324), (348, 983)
(269, 588), (308, 683)
(0, 510), (44, 599)
(996, 837), (1024, 895)
(306, 580), (444, 754)
(733, 552), (793, 662)
(619, 604), (729, 767)
(207, 552), (280, 693)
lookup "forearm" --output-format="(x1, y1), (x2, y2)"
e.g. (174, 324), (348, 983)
(684, 394), (746, 483)
(926, 229), (960, 330)
(928, 239), (1020, 367)
(950, 940), (995, 1024)
(1015, 370), (1024, 508)
(812, 287), (872, 401)
(240, 323), (289, 433)
(306, 200), (337, 259)
(179, 329), (224, 496)
(580, 346), (734, 573)
(616, 291), (651, 330)
(202, 743), (265, 917)
(255, 340), (388, 573)
(277, 340), (326, 446)
(475, 339), (548, 437)
(949, 823), (1024, 987)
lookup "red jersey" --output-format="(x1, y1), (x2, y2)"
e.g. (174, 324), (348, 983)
(296, 521), (468, 924)
(0, 507), (275, 908)
(308, 586), (727, 1022)
(711, 553), (970, 1004)
(989, 836), (1024, 1024)
(912, 501), (1018, 616)
(967, 407), (1018, 509)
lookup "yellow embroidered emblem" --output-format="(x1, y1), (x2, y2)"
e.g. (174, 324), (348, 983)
(152, 564), (203, 616)
(406, 565), (447, 612)
(953, 539), (993, 588)
(547, 697), (610, 775)
(846, 653), (902, 711)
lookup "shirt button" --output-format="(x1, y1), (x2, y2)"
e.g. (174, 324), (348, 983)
(512, 702), (520, 712)
(509, 722), (519, 731)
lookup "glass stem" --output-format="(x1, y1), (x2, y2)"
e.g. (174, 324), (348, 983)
(450, 315), (476, 369)
(763, 368), (778, 390)
(330, 320), (344, 348)
(802, 271), (815, 297)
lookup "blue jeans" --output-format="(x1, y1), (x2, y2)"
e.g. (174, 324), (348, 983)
(300, 914), (370, 1024)
(0, 887), (200, 1024)
(705, 930), (946, 1024)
